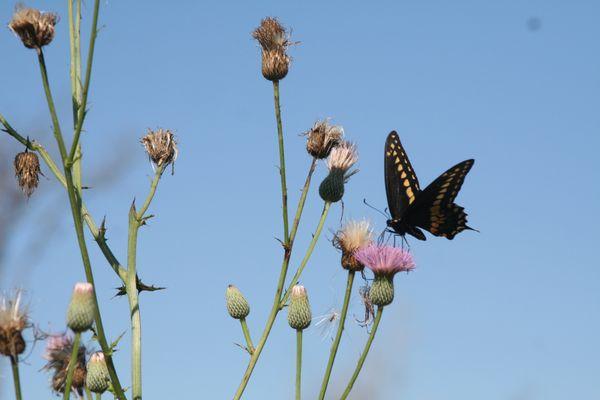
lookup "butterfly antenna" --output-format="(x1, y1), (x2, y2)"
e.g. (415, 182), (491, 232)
(362, 198), (389, 218)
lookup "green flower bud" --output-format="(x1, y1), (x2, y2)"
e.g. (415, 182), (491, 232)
(319, 169), (345, 203)
(86, 352), (110, 393)
(66, 283), (95, 332)
(226, 285), (250, 320)
(287, 285), (311, 330)
(369, 275), (395, 307)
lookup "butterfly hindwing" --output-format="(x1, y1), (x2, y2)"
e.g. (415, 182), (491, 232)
(408, 160), (475, 239)
(384, 131), (421, 220)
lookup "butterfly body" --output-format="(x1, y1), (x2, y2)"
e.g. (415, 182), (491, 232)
(384, 131), (475, 241)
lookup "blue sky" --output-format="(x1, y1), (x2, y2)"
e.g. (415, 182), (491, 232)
(1, 0), (599, 399)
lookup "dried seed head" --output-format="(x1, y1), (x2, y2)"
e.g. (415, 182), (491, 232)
(252, 17), (293, 81)
(252, 17), (289, 51)
(288, 285), (312, 331)
(333, 220), (373, 271)
(0, 290), (28, 357)
(141, 129), (178, 172)
(8, 6), (58, 51)
(261, 49), (290, 81)
(14, 150), (41, 197)
(86, 352), (110, 393)
(304, 120), (344, 159)
(43, 334), (87, 395)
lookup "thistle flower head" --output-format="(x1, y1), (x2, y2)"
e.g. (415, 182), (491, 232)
(141, 128), (178, 172)
(326, 141), (358, 174)
(0, 290), (28, 357)
(225, 285), (250, 320)
(252, 17), (290, 51)
(14, 150), (41, 197)
(43, 333), (87, 395)
(288, 285), (311, 330)
(252, 17), (293, 81)
(8, 5), (58, 51)
(333, 219), (374, 271)
(86, 352), (110, 393)
(354, 244), (415, 277)
(66, 282), (95, 332)
(304, 120), (344, 159)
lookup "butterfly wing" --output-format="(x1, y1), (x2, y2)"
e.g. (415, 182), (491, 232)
(384, 131), (421, 220)
(408, 159), (475, 239)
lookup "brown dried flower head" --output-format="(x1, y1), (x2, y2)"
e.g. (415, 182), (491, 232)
(252, 17), (292, 81)
(333, 220), (373, 271)
(305, 120), (344, 159)
(141, 129), (178, 172)
(43, 334), (87, 395)
(0, 290), (28, 357)
(8, 6), (58, 51)
(14, 150), (41, 197)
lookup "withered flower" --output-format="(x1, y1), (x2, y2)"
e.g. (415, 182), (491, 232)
(141, 128), (178, 173)
(8, 6), (58, 51)
(43, 334), (87, 395)
(304, 120), (344, 159)
(252, 17), (293, 81)
(333, 220), (373, 271)
(0, 290), (28, 358)
(14, 150), (41, 197)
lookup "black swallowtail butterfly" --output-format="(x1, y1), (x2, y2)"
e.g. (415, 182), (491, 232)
(384, 131), (475, 241)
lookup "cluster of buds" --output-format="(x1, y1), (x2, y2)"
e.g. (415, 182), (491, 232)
(141, 128), (178, 173)
(252, 17), (292, 81)
(304, 120), (344, 159)
(43, 334), (87, 395)
(0, 291), (28, 358)
(14, 149), (41, 197)
(355, 244), (415, 306)
(8, 6), (58, 52)
(86, 352), (111, 394)
(333, 220), (373, 271)
(319, 141), (358, 203)
(66, 283), (96, 332)
(225, 285), (250, 320)
(287, 285), (312, 331)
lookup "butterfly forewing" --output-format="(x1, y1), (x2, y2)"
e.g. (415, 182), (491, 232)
(384, 131), (421, 219)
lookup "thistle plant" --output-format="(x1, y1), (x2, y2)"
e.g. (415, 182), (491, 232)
(2, 2), (177, 399)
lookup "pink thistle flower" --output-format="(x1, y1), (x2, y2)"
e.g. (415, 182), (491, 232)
(354, 244), (415, 276)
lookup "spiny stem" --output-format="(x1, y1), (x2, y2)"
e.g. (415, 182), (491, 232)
(295, 329), (303, 400)
(232, 200), (330, 399)
(9, 355), (22, 400)
(240, 318), (255, 354)
(68, 0), (83, 190)
(340, 306), (385, 400)
(35, 51), (127, 400)
(273, 80), (289, 244)
(318, 270), (355, 400)
(69, 0), (101, 162)
(63, 331), (81, 400)
(126, 165), (164, 400)
(280, 202), (332, 308)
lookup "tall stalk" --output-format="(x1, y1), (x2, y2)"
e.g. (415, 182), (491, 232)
(340, 306), (384, 400)
(62, 332), (81, 400)
(273, 80), (290, 244)
(9, 355), (22, 400)
(295, 330), (303, 400)
(318, 270), (355, 399)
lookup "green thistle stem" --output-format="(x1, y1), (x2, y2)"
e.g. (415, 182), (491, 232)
(340, 306), (385, 400)
(9, 355), (22, 400)
(273, 80), (290, 244)
(85, 385), (92, 400)
(295, 329), (303, 400)
(318, 270), (355, 400)
(280, 202), (332, 308)
(35, 51), (127, 400)
(240, 318), (255, 354)
(126, 165), (164, 400)
(63, 331), (81, 400)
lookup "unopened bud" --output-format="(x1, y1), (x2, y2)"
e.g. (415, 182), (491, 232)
(66, 283), (95, 332)
(287, 285), (311, 330)
(226, 285), (250, 320)
(86, 352), (110, 393)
